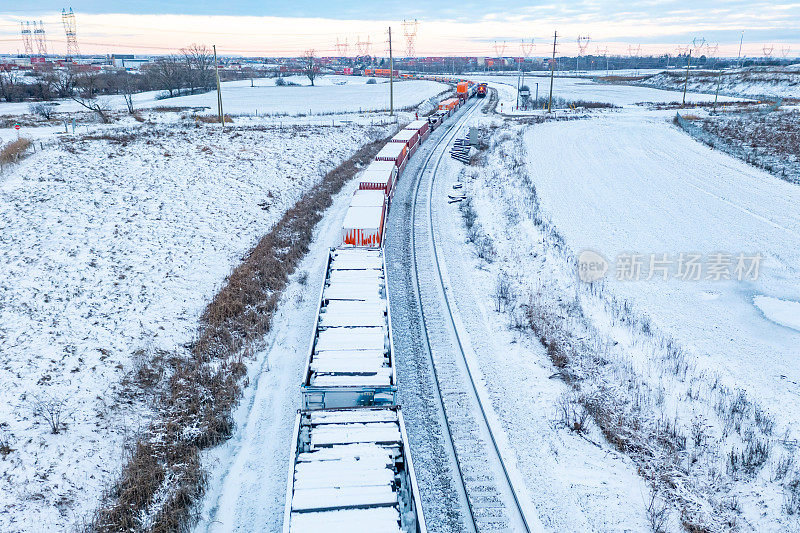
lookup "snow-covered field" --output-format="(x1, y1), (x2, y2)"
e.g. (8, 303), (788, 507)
(454, 115), (800, 529)
(523, 112), (800, 427)
(472, 73), (743, 114)
(628, 67), (800, 99)
(0, 76), (449, 117)
(0, 121), (387, 531)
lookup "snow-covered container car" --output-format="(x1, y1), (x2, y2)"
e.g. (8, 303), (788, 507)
(438, 97), (459, 114)
(389, 129), (420, 157)
(358, 160), (398, 198)
(375, 142), (408, 175)
(404, 120), (430, 143)
(427, 112), (444, 131)
(302, 247), (396, 409)
(282, 406), (427, 533)
(341, 193), (387, 247)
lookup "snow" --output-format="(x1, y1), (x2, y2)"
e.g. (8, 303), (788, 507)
(473, 72), (743, 113)
(349, 189), (387, 207)
(342, 205), (385, 230)
(521, 112), (800, 443)
(0, 120), (385, 532)
(0, 76), (449, 117)
(375, 142), (406, 160)
(193, 160), (371, 533)
(753, 295), (800, 332)
(642, 68), (800, 99)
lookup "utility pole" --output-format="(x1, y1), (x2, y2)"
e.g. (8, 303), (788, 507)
(548, 31), (557, 113)
(737, 31), (744, 68)
(682, 49), (691, 107)
(213, 45), (224, 130)
(388, 27), (394, 116)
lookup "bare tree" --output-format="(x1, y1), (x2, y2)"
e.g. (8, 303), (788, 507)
(182, 43), (214, 93)
(34, 395), (70, 434)
(148, 56), (186, 98)
(110, 71), (136, 113)
(303, 50), (317, 86)
(71, 94), (111, 123)
(0, 70), (22, 102)
(53, 68), (75, 98)
(75, 70), (105, 98)
(29, 102), (56, 119)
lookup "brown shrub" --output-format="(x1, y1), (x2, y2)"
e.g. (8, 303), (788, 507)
(93, 133), (390, 532)
(195, 115), (234, 124)
(0, 138), (32, 165)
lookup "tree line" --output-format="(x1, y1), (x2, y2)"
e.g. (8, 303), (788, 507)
(0, 44), (241, 104)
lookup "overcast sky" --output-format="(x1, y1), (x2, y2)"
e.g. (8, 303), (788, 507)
(1, 1), (798, 57)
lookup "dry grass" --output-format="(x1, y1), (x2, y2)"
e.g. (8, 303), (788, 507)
(92, 134), (390, 532)
(0, 138), (32, 165)
(195, 115), (234, 124)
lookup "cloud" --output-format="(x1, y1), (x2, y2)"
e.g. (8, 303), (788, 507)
(0, 2), (798, 57)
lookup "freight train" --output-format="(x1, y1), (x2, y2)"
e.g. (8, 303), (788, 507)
(282, 84), (475, 533)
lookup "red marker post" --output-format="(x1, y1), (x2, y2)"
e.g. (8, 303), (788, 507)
(13, 123), (20, 140)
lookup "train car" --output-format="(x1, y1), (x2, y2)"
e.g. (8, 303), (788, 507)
(476, 83), (488, 98)
(456, 81), (469, 100)
(389, 129), (420, 158)
(438, 98), (459, 114)
(375, 142), (408, 175)
(282, 406), (427, 533)
(301, 247), (396, 410)
(341, 191), (387, 247)
(427, 111), (446, 131)
(404, 119), (430, 143)
(358, 160), (398, 198)
(373, 68), (399, 77)
(364, 68), (374, 77)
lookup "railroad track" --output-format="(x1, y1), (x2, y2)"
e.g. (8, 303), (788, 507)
(407, 100), (539, 533)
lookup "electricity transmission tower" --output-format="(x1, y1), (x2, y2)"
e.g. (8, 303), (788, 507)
(628, 44), (641, 73)
(596, 45), (609, 74)
(21, 22), (34, 56)
(62, 8), (80, 58)
(762, 44), (774, 59)
(34, 21), (48, 56)
(781, 45), (791, 58)
(402, 19), (418, 58)
(576, 35), (590, 72)
(335, 37), (348, 57)
(493, 41), (506, 70)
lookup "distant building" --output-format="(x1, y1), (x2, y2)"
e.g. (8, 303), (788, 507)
(111, 54), (151, 70)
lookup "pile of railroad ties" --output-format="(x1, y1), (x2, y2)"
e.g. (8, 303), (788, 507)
(283, 80), (476, 533)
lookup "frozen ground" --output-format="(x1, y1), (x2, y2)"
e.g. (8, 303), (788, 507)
(426, 119), (652, 531)
(0, 120), (387, 532)
(522, 112), (800, 436)
(455, 112), (800, 529)
(641, 68), (800, 99)
(0, 76), (448, 117)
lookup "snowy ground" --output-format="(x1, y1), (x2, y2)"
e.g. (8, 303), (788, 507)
(448, 74), (800, 529)
(425, 120), (653, 531)
(192, 148), (368, 533)
(0, 76), (449, 117)
(640, 68), (800, 99)
(471, 73), (743, 114)
(0, 120), (387, 532)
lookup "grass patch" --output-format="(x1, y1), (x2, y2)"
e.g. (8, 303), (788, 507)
(195, 115), (234, 124)
(0, 138), (32, 165)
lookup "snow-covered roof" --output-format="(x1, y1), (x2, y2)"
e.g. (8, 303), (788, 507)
(404, 120), (428, 131)
(342, 205), (384, 230)
(287, 408), (419, 533)
(364, 160), (397, 173)
(307, 248), (393, 390)
(390, 129), (418, 142)
(349, 190), (386, 208)
(375, 142), (406, 160)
